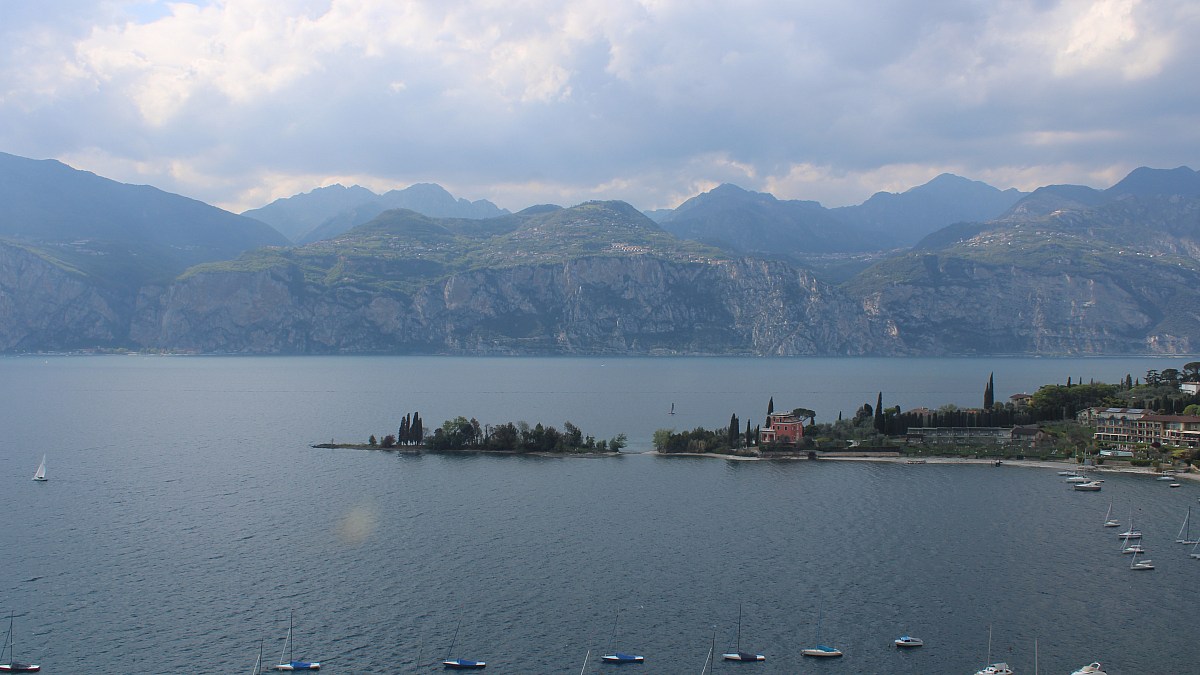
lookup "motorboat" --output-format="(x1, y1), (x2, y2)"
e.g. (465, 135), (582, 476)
(1071, 662), (1107, 675)
(442, 659), (486, 669)
(1073, 481), (1102, 491)
(974, 663), (1013, 675)
(893, 635), (923, 648)
(800, 645), (843, 657)
(1064, 475), (1091, 483)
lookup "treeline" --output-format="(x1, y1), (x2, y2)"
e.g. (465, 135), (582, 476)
(425, 416), (626, 454)
(653, 413), (759, 455)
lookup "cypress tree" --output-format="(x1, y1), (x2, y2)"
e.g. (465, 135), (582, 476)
(729, 413), (740, 448)
(984, 373), (994, 409)
(412, 412), (423, 445)
(745, 419), (753, 447)
(874, 392), (884, 433)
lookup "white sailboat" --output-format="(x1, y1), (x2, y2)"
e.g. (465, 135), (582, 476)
(273, 611), (320, 671)
(1189, 538), (1200, 559)
(721, 604), (764, 661)
(31, 456), (46, 482)
(972, 626), (1012, 675)
(1102, 498), (1119, 527)
(1117, 508), (1141, 539)
(0, 611), (40, 673)
(800, 608), (842, 657)
(1175, 506), (1198, 545)
(1129, 547), (1154, 570)
(1070, 662), (1108, 674)
(1120, 530), (1144, 554)
(442, 618), (486, 669)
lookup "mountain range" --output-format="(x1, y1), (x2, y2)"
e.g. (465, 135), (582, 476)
(2, 149), (1198, 356)
(243, 182), (508, 244)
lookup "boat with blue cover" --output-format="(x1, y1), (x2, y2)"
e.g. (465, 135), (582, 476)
(893, 635), (923, 648)
(272, 611), (319, 671)
(442, 619), (485, 669)
(601, 608), (643, 664)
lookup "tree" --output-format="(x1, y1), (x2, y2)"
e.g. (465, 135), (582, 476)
(984, 372), (994, 409)
(653, 429), (674, 451)
(368, 434), (377, 446)
(792, 408), (816, 425)
(874, 392), (885, 433)
(1184, 362), (1200, 382)
(380, 434), (396, 448)
(728, 413), (740, 449)
(608, 434), (628, 453)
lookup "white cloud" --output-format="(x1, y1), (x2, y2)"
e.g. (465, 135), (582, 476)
(1, 0), (1197, 212)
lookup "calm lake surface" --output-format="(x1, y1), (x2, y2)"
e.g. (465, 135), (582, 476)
(2, 355), (1197, 674)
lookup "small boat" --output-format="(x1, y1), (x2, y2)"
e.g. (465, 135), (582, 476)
(1120, 531), (1144, 554)
(1156, 473), (1175, 480)
(1169, 483), (1181, 488)
(31, 456), (46, 482)
(600, 609), (643, 664)
(1189, 538), (1200, 559)
(800, 609), (842, 657)
(1070, 662), (1108, 675)
(1064, 475), (1091, 483)
(600, 652), (644, 664)
(973, 626), (1011, 675)
(669, 403), (675, 415)
(721, 604), (764, 661)
(442, 619), (485, 669)
(1176, 506), (1198, 545)
(1073, 481), (1102, 491)
(1129, 548), (1154, 570)
(272, 611), (320, 671)
(893, 635), (923, 648)
(1058, 470), (1079, 476)
(0, 611), (40, 673)
(1103, 498), (1119, 527)
(1117, 508), (1141, 539)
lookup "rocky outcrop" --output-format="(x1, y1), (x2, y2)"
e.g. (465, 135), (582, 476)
(128, 256), (906, 355)
(857, 255), (1199, 355)
(0, 242), (129, 350)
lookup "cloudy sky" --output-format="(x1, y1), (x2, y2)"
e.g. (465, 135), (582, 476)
(1, 0), (1197, 213)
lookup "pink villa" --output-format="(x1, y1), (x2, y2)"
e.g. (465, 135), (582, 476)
(760, 411), (805, 445)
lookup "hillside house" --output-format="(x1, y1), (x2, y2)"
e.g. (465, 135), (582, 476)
(759, 411), (805, 445)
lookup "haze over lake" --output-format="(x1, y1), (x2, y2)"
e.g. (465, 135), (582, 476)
(2, 355), (1196, 674)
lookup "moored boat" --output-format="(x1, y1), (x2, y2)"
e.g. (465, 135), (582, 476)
(893, 635), (923, 647)
(1070, 662), (1107, 675)
(0, 612), (40, 673)
(1073, 481), (1102, 491)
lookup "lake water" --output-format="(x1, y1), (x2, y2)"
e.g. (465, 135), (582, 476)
(2, 355), (1197, 674)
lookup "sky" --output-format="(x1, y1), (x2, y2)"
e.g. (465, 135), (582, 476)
(1, 0), (1197, 214)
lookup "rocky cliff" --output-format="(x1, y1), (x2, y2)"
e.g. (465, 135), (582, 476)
(0, 242), (130, 350)
(129, 256), (903, 355)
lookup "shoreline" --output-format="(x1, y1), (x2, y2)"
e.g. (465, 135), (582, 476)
(653, 451), (1200, 480)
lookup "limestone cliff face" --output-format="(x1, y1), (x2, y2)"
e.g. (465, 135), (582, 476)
(859, 255), (1197, 355)
(129, 256), (905, 355)
(0, 242), (128, 350)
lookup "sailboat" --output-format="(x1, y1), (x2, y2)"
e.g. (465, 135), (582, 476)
(972, 626), (1012, 675)
(0, 611), (40, 673)
(1120, 530), (1144, 554)
(1190, 538), (1200, 560)
(31, 456), (46, 482)
(272, 611), (320, 671)
(669, 403), (676, 415)
(800, 608), (842, 657)
(1070, 662), (1108, 674)
(442, 618), (486, 669)
(1102, 498), (1119, 527)
(721, 604), (764, 661)
(1129, 547), (1154, 570)
(1116, 508), (1141, 539)
(600, 608), (643, 663)
(1176, 506), (1198, 545)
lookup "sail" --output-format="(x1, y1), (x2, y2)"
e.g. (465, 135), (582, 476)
(32, 456), (46, 481)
